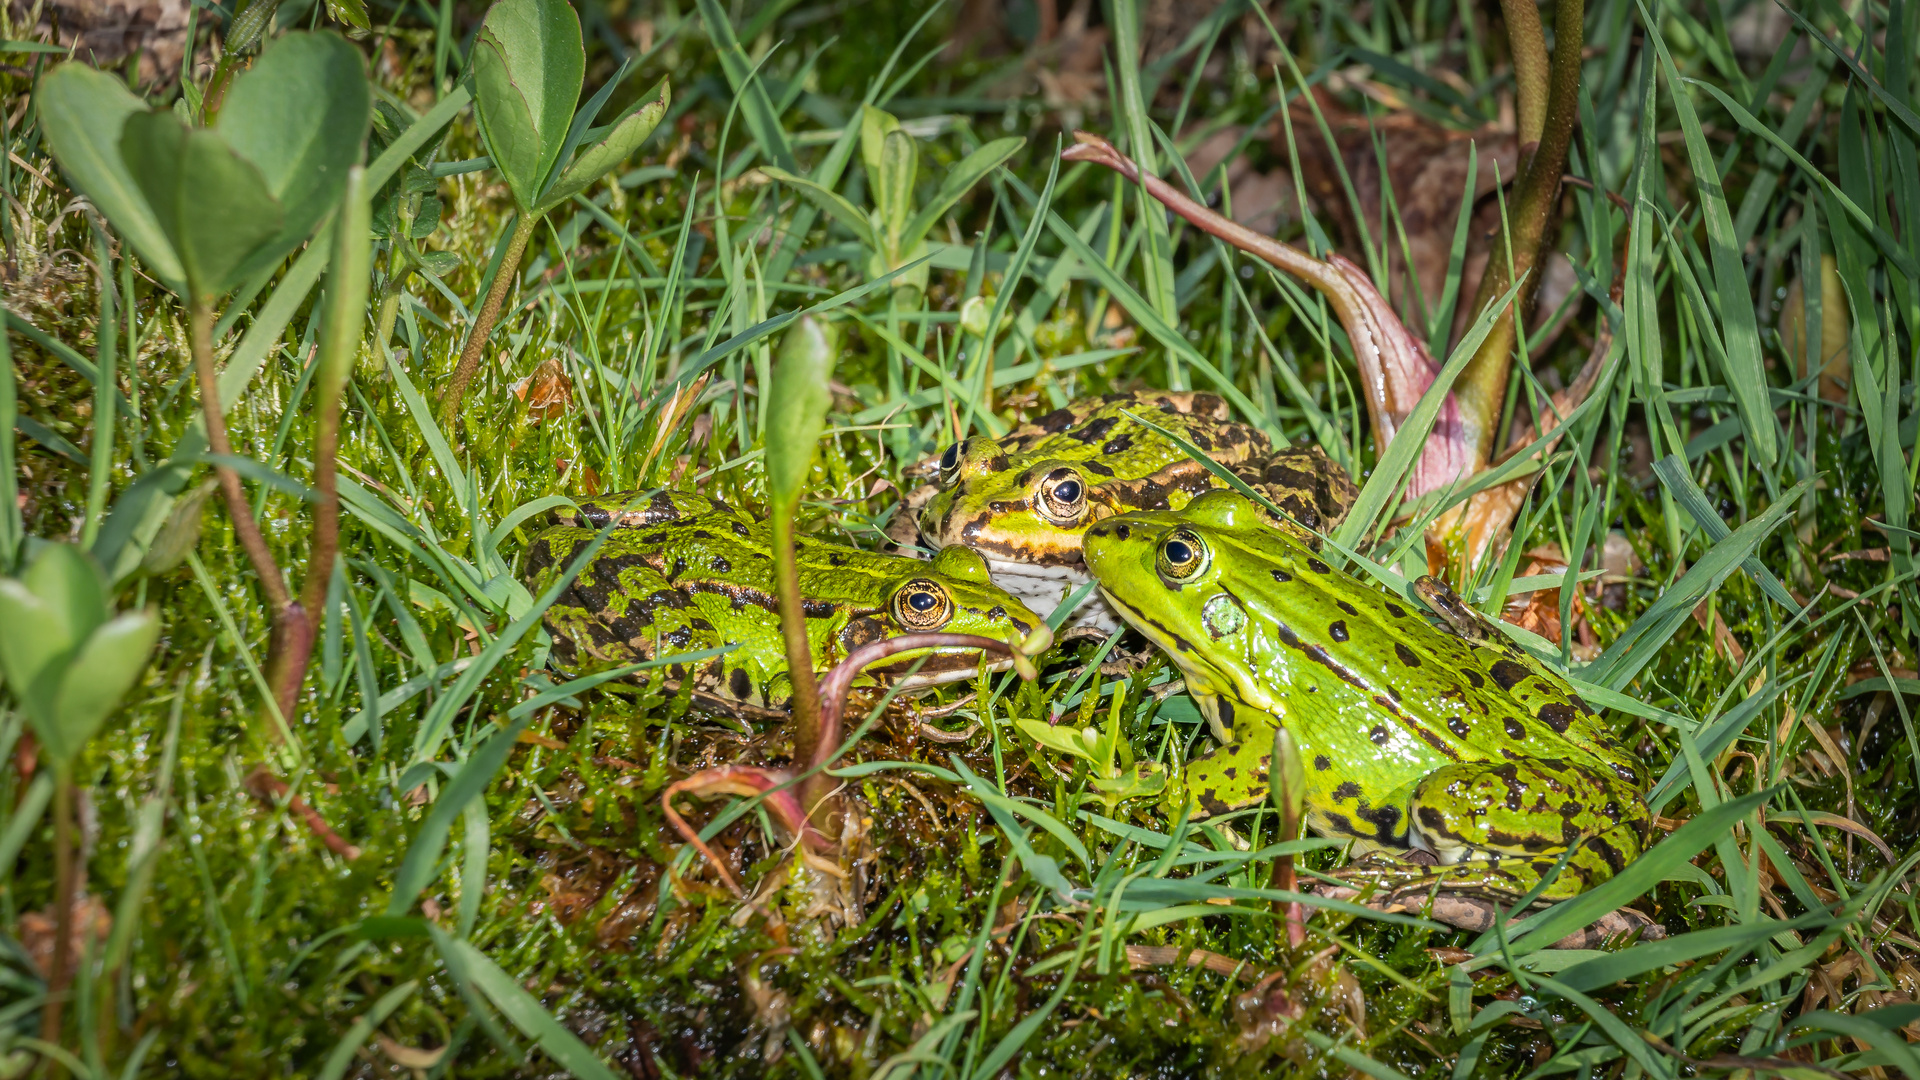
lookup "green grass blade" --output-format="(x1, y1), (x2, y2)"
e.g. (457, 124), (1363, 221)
(315, 980), (419, 1080)
(1585, 479), (1809, 690)
(1644, 8), (1776, 467)
(1650, 455), (1799, 609)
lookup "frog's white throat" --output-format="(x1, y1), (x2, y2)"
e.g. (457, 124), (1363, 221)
(977, 556), (1122, 633)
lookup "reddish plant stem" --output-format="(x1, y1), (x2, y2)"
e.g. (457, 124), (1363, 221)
(1060, 133), (1472, 494)
(663, 634), (1026, 893)
(439, 213), (537, 427)
(244, 765), (361, 860)
(193, 299), (306, 740)
(39, 771), (74, 1048)
(805, 633), (1017, 827)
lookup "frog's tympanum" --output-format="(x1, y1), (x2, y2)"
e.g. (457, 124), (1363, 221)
(916, 392), (1355, 629)
(1082, 489), (1649, 900)
(527, 491), (1052, 719)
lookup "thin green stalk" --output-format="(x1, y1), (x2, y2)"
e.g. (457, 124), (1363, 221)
(81, 219), (116, 549)
(772, 514), (824, 801)
(0, 290), (18, 572)
(440, 212), (538, 427)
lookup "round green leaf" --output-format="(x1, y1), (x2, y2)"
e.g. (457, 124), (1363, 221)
(36, 64), (187, 293)
(217, 31), (372, 286)
(46, 610), (158, 765)
(471, 0), (584, 210)
(122, 112), (285, 299)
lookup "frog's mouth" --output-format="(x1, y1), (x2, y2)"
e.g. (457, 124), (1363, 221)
(865, 647), (1021, 689)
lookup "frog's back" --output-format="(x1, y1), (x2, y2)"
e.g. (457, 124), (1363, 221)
(1218, 527), (1637, 785)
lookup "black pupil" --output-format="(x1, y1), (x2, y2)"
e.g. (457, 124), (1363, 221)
(939, 444), (959, 470)
(908, 590), (938, 611)
(1165, 539), (1193, 565)
(1053, 479), (1082, 504)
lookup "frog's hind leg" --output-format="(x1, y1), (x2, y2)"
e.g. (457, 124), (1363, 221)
(1349, 758), (1649, 902)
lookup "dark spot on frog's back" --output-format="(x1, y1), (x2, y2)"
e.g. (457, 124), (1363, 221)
(1503, 718), (1526, 740)
(1307, 558), (1331, 575)
(1271, 568), (1291, 583)
(1034, 406), (1078, 433)
(1102, 433), (1133, 455)
(1489, 659), (1529, 690)
(1369, 725), (1390, 745)
(1384, 601), (1406, 619)
(1332, 781), (1360, 802)
(1084, 460), (1115, 477)
(1447, 716), (1471, 738)
(663, 627), (694, 648)
(1070, 416), (1119, 443)
(1537, 702), (1579, 732)
(709, 555), (731, 573)
(1329, 620), (1348, 642)
(1336, 600), (1357, 616)
(1394, 643), (1422, 667)
(731, 521), (751, 538)
(1313, 754), (1331, 771)
(727, 667), (751, 701)
(828, 552), (848, 567)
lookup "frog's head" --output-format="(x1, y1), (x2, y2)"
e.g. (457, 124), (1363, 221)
(1082, 490), (1299, 736)
(915, 436), (1099, 568)
(915, 395), (1269, 570)
(860, 545), (1055, 690)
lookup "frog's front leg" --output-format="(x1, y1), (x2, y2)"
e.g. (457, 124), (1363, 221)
(1345, 758), (1650, 902)
(1180, 695), (1278, 818)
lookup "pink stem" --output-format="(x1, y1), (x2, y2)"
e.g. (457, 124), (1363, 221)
(811, 633), (1015, 773)
(1059, 132), (1473, 500)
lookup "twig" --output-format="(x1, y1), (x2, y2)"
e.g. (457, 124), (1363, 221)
(244, 765), (362, 860)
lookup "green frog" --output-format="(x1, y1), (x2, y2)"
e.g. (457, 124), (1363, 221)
(1081, 489), (1649, 901)
(527, 491), (1052, 719)
(913, 392), (1355, 630)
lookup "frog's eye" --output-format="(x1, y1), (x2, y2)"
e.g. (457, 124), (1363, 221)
(1157, 529), (1210, 584)
(1037, 468), (1087, 524)
(892, 579), (954, 630)
(938, 441), (963, 480)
